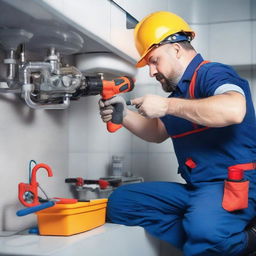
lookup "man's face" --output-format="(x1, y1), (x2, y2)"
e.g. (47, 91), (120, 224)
(146, 44), (181, 93)
(154, 72), (176, 93)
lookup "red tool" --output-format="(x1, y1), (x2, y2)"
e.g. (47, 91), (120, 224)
(18, 163), (53, 207)
(65, 177), (110, 189)
(52, 197), (86, 204)
(74, 76), (135, 132)
(16, 197), (90, 217)
(227, 166), (244, 181)
(17, 163), (91, 217)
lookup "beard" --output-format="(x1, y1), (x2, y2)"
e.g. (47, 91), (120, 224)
(155, 72), (177, 93)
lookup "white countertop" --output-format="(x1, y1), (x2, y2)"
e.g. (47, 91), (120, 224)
(0, 223), (160, 256)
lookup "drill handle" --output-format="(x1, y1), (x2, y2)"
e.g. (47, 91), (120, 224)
(107, 102), (124, 132)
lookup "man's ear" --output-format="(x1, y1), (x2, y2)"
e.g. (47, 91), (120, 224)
(172, 43), (182, 59)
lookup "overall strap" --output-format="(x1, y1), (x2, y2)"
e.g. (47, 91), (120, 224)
(189, 60), (210, 130)
(189, 60), (210, 98)
(170, 60), (211, 139)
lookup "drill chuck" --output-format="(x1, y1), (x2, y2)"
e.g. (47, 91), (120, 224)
(81, 76), (103, 96)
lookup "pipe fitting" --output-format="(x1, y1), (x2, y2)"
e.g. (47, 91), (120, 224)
(21, 62), (52, 84)
(22, 83), (70, 109)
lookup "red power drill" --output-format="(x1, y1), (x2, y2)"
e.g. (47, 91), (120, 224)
(72, 76), (135, 132)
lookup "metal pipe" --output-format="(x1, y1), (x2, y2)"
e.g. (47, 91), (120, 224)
(20, 44), (26, 64)
(4, 50), (17, 82)
(21, 62), (52, 84)
(22, 83), (70, 109)
(8, 50), (15, 78)
(0, 88), (21, 93)
(21, 62), (70, 109)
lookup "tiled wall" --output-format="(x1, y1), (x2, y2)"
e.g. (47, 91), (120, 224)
(0, 50), (71, 231)
(239, 68), (256, 107)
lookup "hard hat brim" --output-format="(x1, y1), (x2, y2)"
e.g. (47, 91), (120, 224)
(136, 58), (147, 68)
(135, 48), (152, 68)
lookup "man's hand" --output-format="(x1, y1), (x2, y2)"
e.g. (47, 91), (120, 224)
(99, 96), (127, 123)
(131, 94), (169, 118)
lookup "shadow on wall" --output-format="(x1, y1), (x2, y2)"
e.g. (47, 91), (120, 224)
(44, 108), (68, 126)
(2, 202), (37, 231)
(0, 94), (35, 124)
(0, 93), (67, 126)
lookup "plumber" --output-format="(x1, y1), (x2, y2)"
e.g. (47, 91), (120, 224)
(99, 11), (256, 256)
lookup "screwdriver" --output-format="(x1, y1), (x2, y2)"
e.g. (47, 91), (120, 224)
(126, 100), (141, 109)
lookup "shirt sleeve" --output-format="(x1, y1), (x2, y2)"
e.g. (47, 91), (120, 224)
(197, 63), (247, 98)
(214, 84), (245, 96)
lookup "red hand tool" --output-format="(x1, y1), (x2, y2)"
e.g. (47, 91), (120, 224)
(18, 163), (53, 207)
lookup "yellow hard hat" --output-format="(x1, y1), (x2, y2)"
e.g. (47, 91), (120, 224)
(134, 11), (195, 68)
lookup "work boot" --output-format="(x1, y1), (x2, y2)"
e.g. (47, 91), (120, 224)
(246, 217), (256, 230)
(242, 218), (256, 255)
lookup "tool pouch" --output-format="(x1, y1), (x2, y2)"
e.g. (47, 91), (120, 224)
(222, 179), (249, 212)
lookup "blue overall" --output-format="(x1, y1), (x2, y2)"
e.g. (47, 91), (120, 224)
(107, 54), (256, 255)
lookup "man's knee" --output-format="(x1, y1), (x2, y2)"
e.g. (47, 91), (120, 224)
(107, 184), (137, 223)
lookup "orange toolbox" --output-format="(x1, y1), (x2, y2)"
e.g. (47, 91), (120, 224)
(36, 198), (108, 236)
